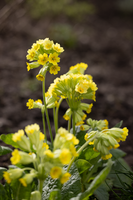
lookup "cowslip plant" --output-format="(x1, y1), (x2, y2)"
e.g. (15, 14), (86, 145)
(0, 38), (132, 200)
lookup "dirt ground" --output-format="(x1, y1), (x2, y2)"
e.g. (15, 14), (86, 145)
(0, 0), (133, 169)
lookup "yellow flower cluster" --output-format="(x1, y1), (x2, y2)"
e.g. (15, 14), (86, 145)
(84, 127), (129, 160)
(4, 124), (79, 186)
(46, 73), (97, 125)
(26, 38), (64, 79)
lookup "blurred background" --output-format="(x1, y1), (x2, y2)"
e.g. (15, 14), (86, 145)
(0, 0), (133, 167)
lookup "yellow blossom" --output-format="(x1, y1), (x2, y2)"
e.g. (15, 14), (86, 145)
(12, 130), (24, 142)
(36, 74), (45, 81)
(10, 149), (21, 165)
(26, 99), (34, 109)
(40, 132), (45, 141)
(86, 103), (93, 114)
(35, 99), (42, 104)
(25, 123), (40, 135)
(3, 171), (11, 184)
(50, 166), (62, 179)
(60, 172), (71, 184)
(42, 143), (49, 149)
(26, 49), (36, 61)
(19, 178), (27, 187)
(38, 53), (48, 65)
(49, 65), (60, 75)
(49, 53), (60, 65)
(53, 43), (64, 53)
(59, 149), (72, 164)
(26, 62), (31, 71)
(31, 43), (40, 51)
(43, 38), (53, 50)
(101, 154), (112, 160)
(44, 150), (54, 158)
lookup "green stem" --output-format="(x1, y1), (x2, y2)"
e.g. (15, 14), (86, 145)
(38, 179), (44, 195)
(42, 80), (53, 144)
(55, 98), (63, 131)
(68, 117), (71, 132)
(72, 111), (75, 135)
(53, 107), (57, 134)
(42, 110), (47, 142)
(67, 136), (96, 172)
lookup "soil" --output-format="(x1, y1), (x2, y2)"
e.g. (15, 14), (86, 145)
(0, 0), (133, 171)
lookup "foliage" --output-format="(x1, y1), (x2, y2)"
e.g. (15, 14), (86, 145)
(0, 38), (132, 200)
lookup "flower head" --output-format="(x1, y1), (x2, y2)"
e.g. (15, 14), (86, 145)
(26, 99), (34, 109)
(49, 53), (60, 65)
(49, 65), (60, 75)
(50, 166), (62, 179)
(38, 53), (48, 65)
(53, 43), (64, 53)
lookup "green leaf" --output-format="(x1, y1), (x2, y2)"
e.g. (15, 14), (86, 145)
(110, 148), (126, 160)
(11, 179), (33, 200)
(108, 157), (132, 188)
(0, 183), (9, 200)
(0, 167), (7, 180)
(0, 134), (20, 149)
(84, 146), (100, 161)
(48, 189), (61, 200)
(70, 159), (113, 200)
(0, 145), (12, 156)
(94, 183), (110, 200)
(114, 120), (123, 128)
(76, 159), (91, 174)
(61, 163), (82, 200)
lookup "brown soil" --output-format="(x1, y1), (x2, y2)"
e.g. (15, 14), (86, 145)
(0, 0), (133, 169)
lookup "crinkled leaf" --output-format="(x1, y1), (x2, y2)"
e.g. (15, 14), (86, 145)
(110, 148), (126, 160)
(75, 159), (91, 174)
(42, 177), (61, 200)
(11, 179), (32, 200)
(108, 157), (132, 188)
(0, 183), (9, 200)
(61, 163), (82, 200)
(48, 189), (61, 200)
(114, 120), (123, 128)
(0, 145), (12, 156)
(70, 159), (113, 200)
(0, 167), (7, 180)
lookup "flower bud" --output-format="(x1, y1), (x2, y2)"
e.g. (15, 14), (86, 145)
(19, 172), (37, 187)
(30, 191), (41, 200)
(3, 168), (23, 183)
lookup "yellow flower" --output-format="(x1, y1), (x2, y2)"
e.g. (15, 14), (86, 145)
(84, 133), (89, 141)
(49, 65), (60, 75)
(43, 38), (53, 50)
(38, 53), (48, 65)
(114, 144), (120, 149)
(86, 103), (93, 114)
(42, 143), (49, 149)
(31, 43), (40, 51)
(44, 150), (54, 158)
(60, 172), (71, 184)
(12, 130), (24, 142)
(26, 49), (36, 61)
(36, 74), (45, 81)
(80, 125), (85, 131)
(26, 99), (34, 109)
(50, 166), (62, 179)
(49, 53), (60, 65)
(40, 132), (45, 141)
(26, 62), (31, 71)
(53, 43), (64, 53)
(63, 114), (70, 120)
(59, 149), (72, 164)
(10, 149), (21, 165)
(70, 145), (78, 157)
(101, 154), (112, 160)
(19, 178), (27, 187)
(25, 123), (40, 135)
(75, 83), (87, 94)
(35, 99), (42, 104)
(3, 171), (11, 184)
(121, 127), (128, 141)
